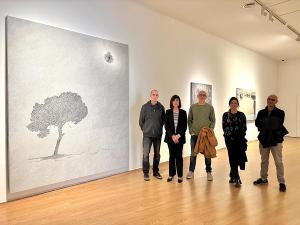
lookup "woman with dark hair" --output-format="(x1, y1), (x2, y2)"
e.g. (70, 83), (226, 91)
(222, 97), (248, 187)
(164, 95), (187, 183)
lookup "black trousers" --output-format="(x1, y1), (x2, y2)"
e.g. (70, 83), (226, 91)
(225, 139), (240, 180)
(167, 143), (183, 177)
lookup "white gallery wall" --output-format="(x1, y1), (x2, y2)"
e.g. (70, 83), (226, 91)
(278, 59), (300, 137)
(0, 0), (278, 203)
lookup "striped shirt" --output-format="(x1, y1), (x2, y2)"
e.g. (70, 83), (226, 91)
(173, 111), (179, 133)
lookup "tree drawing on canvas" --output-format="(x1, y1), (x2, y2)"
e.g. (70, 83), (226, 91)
(27, 92), (88, 158)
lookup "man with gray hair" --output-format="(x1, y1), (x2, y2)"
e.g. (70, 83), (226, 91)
(139, 90), (165, 181)
(186, 90), (216, 181)
(253, 94), (288, 192)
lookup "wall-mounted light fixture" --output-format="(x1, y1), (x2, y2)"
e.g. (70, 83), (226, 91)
(104, 51), (113, 63)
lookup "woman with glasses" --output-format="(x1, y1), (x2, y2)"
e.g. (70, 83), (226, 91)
(222, 97), (248, 187)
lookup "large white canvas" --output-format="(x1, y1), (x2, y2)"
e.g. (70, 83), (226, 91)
(7, 17), (129, 194)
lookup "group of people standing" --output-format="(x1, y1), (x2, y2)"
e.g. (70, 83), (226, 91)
(139, 89), (288, 192)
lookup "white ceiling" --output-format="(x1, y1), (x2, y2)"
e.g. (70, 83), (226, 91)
(134, 0), (300, 61)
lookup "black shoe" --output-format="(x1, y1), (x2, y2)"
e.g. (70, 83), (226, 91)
(144, 173), (150, 181)
(253, 178), (268, 185)
(178, 177), (183, 183)
(279, 183), (286, 192)
(235, 179), (242, 188)
(167, 176), (173, 182)
(229, 177), (235, 183)
(153, 172), (162, 179)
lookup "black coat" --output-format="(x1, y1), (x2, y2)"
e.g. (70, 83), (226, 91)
(255, 106), (288, 148)
(164, 109), (187, 144)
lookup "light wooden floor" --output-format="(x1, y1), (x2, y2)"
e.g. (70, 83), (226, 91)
(1, 138), (300, 225)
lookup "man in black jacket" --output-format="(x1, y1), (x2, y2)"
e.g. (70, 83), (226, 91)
(139, 90), (165, 181)
(253, 94), (288, 192)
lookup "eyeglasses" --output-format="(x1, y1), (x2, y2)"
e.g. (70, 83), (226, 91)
(198, 94), (207, 97)
(267, 98), (276, 101)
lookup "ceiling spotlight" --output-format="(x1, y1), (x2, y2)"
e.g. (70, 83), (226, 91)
(247, 0), (300, 43)
(243, 2), (255, 8)
(261, 8), (267, 16)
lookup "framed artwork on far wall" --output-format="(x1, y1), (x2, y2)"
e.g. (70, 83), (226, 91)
(190, 82), (212, 105)
(236, 88), (256, 121)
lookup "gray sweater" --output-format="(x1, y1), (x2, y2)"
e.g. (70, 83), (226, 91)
(139, 101), (165, 137)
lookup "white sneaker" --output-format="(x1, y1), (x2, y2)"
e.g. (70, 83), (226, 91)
(186, 171), (194, 179)
(207, 172), (213, 181)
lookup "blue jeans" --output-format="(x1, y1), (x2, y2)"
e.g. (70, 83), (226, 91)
(142, 136), (162, 174)
(188, 135), (212, 173)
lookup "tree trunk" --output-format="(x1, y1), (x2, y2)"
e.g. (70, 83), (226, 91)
(53, 127), (64, 156)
